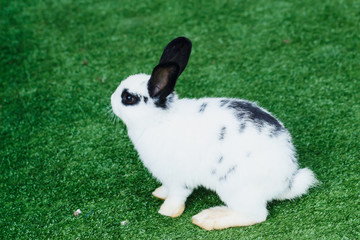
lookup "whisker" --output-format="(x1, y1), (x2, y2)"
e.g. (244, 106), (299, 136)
(106, 106), (113, 113)
(104, 105), (120, 125)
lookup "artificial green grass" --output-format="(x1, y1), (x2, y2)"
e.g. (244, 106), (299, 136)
(1, 0), (359, 239)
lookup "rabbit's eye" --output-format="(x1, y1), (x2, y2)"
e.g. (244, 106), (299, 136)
(121, 89), (140, 106)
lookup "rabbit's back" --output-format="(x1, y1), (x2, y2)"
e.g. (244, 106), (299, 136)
(131, 97), (298, 198)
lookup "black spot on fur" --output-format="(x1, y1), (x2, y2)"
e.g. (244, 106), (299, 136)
(219, 176), (227, 182)
(219, 165), (237, 182)
(218, 156), (223, 164)
(287, 170), (299, 190)
(269, 126), (285, 138)
(199, 102), (208, 113)
(228, 165), (237, 174)
(285, 177), (291, 190)
(227, 100), (283, 132)
(290, 155), (298, 164)
(219, 126), (226, 140)
(143, 97), (148, 103)
(154, 98), (167, 108)
(220, 99), (230, 107)
(184, 184), (190, 190)
(239, 123), (247, 133)
(154, 93), (174, 109)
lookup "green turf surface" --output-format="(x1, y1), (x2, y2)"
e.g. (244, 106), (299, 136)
(1, 0), (359, 239)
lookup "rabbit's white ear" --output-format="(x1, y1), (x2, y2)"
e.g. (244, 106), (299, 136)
(148, 62), (179, 99)
(159, 37), (192, 77)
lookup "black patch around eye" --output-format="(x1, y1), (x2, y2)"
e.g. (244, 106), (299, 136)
(121, 89), (140, 106)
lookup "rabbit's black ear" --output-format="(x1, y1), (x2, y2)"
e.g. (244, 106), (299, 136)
(148, 62), (180, 99)
(159, 37), (192, 77)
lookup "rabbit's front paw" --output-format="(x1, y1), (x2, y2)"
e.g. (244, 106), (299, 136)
(158, 198), (185, 218)
(152, 185), (168, 200)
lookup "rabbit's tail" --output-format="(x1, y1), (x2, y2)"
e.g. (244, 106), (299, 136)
(277, 168), (318, 200)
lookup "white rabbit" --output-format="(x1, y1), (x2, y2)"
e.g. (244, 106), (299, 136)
(111, 37), (317, 230)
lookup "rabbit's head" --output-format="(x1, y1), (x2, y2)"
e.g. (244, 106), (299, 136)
(111, 37), (192, 125)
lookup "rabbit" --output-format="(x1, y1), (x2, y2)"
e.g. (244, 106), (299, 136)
(111, 37), (317, 230)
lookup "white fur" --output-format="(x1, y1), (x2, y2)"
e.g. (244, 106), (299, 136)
(111, 73), (317, 227)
